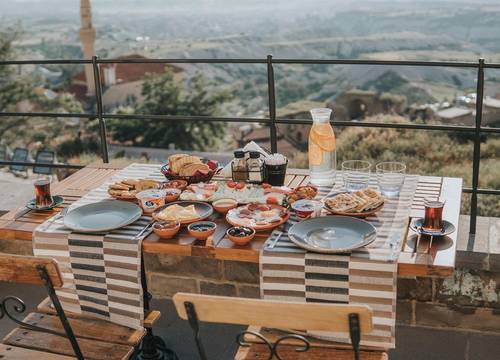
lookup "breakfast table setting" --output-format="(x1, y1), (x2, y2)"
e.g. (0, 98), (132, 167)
(0, 109), (463, 352)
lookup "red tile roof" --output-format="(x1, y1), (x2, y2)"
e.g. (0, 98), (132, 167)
(72, 54), (183, 84)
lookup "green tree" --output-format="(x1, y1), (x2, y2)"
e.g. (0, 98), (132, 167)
(0, 28), (85, 152)
(108, 70), (230, 151)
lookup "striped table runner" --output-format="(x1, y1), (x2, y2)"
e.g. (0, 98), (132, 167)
(260, 173), (419, 349)
(33, 163), (164, 330)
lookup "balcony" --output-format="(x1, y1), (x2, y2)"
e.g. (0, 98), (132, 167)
(0, 56), (500, 360)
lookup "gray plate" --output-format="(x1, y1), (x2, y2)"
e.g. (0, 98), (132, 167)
(288, 216), (377, 253)
(64, 200), (143, 233)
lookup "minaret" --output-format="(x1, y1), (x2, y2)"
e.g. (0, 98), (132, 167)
(80, 0), (96, 96)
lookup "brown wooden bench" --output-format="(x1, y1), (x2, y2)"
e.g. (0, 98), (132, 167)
(0, 254), (160, 360)
(173, 293), (388, 360)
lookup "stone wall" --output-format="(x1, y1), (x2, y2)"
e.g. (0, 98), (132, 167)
(144, 253), (260, 299)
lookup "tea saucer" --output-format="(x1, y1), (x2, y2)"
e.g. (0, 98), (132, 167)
(410, 218), (456, 237)
(26, 195), (64, 211)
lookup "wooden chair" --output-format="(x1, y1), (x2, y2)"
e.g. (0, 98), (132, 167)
(0, 254), (157, 360)
(173, 293), (388, 360)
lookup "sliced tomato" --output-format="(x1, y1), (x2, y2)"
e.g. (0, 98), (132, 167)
(235, 182), (246, 190)
(227, 181), (237, 188)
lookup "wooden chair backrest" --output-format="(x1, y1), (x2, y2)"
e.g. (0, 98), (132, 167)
(0, 254), (64, 288)
(173, 293), (373, 333)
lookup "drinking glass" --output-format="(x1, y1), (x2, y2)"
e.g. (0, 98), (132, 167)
(341, 160), (371, 192)
(423, 198), (445, 232)
(376, 162), (406, 197)
(33, 175), (53, 208)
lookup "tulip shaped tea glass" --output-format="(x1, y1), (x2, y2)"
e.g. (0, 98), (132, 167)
(341, 160), (371, 192)
(376, 162), (406, 198)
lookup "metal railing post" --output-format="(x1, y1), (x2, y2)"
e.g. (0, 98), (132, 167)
(266, 55), (278, 153)
(468, 58), (485, 247)
(92, 56), (109, 163)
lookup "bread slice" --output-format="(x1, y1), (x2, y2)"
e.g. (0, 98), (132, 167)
(172, 155), (202, 174)
(179, 163), (210, 176)
(168, 154), (189, 170)
(109, 183), (131, 191)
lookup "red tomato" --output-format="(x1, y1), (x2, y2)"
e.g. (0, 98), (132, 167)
(227, 181), (237, 188)
(235, 182), (246, 190)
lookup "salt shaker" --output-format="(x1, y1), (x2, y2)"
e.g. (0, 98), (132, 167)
(247, 151), (264, 184)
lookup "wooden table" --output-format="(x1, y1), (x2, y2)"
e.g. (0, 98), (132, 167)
(0, 161), (462, 278)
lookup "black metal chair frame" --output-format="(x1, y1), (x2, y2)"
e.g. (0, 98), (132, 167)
(33, 150), (55, 175)
(0, 264), (85, 359)
(183, 300), (362, 360)
(9, 147), (29, 175)
(0, 258), (177, 360)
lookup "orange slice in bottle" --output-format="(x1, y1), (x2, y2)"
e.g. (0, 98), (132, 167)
(309, 141), (323, 166)
(310, 123), (336, 152)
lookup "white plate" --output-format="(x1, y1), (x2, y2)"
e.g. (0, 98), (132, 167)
(64, 200), (143, 233)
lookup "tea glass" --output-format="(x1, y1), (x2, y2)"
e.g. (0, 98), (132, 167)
(33, 175), (54, 208)
(423, 198), (445, 232)
(376, 162), (406, 197)
(341, 160), (371, 192)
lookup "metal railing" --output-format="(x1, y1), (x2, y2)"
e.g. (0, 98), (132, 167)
(1, 55), (500, 244)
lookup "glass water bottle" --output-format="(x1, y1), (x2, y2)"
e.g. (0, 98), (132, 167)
(308, 108), (336, 186)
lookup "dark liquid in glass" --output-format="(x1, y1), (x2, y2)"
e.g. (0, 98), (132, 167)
(423, 201), (444, 231)
(34, 179), (53, 208)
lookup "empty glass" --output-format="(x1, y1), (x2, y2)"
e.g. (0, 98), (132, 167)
(341, 160), (371, 192)
(376, 162), (406, 197)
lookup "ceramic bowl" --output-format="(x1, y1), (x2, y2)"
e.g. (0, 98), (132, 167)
(136, 189), (167, 214)
(226, 226), (256, 246)
(153, 220), (180, 239)
(164, 188), (182, 203)
(187, 221), (217, 240)
(212, 198), (238, 214)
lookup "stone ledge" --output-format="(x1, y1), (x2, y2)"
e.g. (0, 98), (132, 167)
(456, 215), (500, 271)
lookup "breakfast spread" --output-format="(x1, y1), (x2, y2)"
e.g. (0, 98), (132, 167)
(155, 204), (200, 222)
(187, 221), (217, 240)
(324, 188), (384, 214)
(179, 181), (289, 205)
(226, 226), (256, 245)
(286, 185), (318, 204)
(108, 179), (160, 199)
(153, 220), (181, 239)
(136, 189), (166, 214)
(226, 203), (288, 229)
(162, 179), (188, 190)
(291, 199), (323, 219)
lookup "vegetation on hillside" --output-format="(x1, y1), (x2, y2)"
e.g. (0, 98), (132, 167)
(108, 70), (231, 151)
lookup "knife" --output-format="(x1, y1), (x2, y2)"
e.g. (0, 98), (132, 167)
(14, 207), (31, 220)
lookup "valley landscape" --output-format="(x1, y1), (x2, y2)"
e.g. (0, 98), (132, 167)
(1, 0), (500, 215)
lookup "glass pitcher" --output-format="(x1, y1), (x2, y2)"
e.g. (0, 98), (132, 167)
(308, 108), (336, 186)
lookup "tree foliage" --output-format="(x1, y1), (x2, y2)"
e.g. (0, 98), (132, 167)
(108, 70), (230, 151)
(0, 28), (85, 153)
